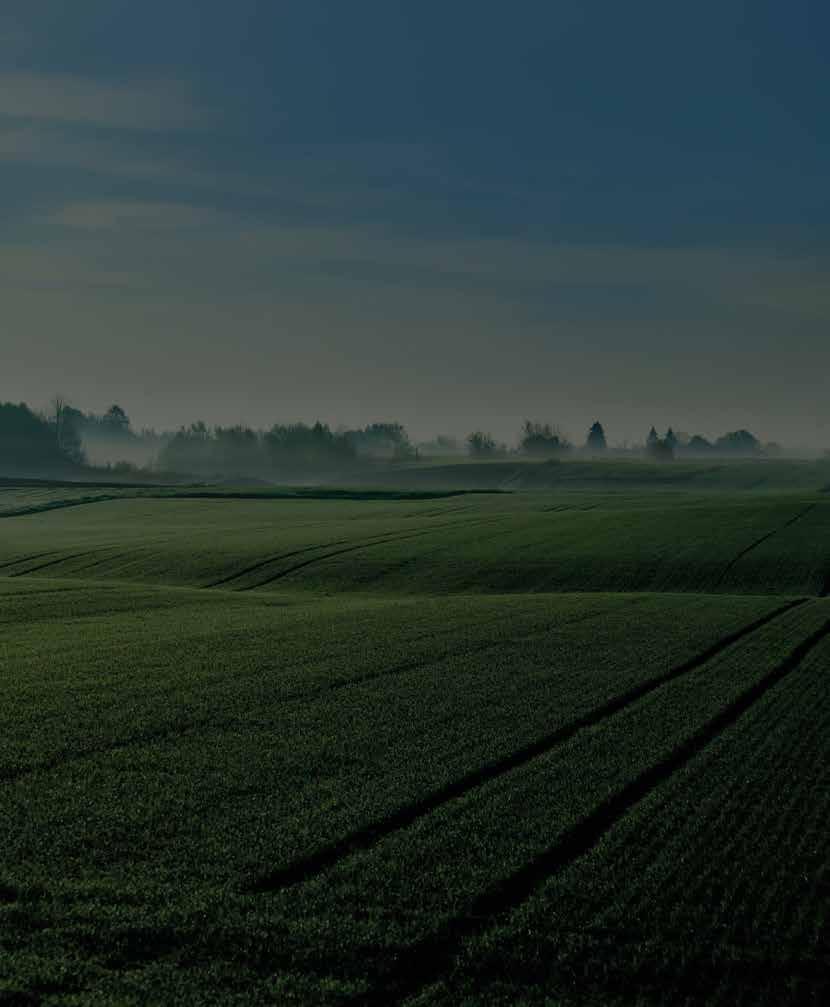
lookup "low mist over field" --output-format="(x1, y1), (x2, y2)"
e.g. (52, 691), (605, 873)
(2, 396), (826, 484)
(2, 2), (829, 449)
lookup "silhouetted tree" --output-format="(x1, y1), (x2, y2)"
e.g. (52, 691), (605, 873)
(0, 401), (81, 471)
(686, 434), (713, 454)
(266, 421), (354, 469)
(102, 404), (131, 435)
(467, 431), (498, 457)
(646, 434), (675, 462)
(50, 396), (84, 464)
(646, 426), (659, 449)
(214, 425), (262, 473)
(520, 421), (570, 456)
(664, 428), (678, 453)
(345, 422), (414, 459)
(715, 429), (762, 456)
(586, 421), (607, 453)
(157, 421), (216, 473)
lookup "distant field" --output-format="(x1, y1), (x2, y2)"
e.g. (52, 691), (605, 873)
(0, 471), (828, 1004)
(1, 486), (829, 596)
(351, 455), (830, 493)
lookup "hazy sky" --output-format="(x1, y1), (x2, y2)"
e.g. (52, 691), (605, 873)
(2, 1), (828, 447)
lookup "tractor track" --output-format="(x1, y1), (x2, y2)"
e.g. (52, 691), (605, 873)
(714, 502), (818, 588)
(8, 551), (101, 577)
(0, 495), (123, 519)
(203, 516), (503, 591)
(0, 551), (58, 573)
(238, 517), (504, 591)
(246, 599), (803, 894)
(203, 539), (351, 588)
(351, 611), (830, 1007)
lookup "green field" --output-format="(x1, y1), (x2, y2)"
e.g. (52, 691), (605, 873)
(1, 467), (828, 1005)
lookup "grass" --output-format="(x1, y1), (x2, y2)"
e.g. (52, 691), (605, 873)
(1, 489), (829, 596)
(0, 470), (828, 1004)
(435, 631), (830, 1006)
(354, 455), (830, 492)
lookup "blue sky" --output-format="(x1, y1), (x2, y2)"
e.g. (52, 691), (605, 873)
(2, 1), (828, 446)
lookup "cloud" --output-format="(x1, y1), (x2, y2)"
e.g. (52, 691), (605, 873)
(0, 73), (207, 130)
(7, 195), (829, 333)
(2, 207), (828, 447)
(0, 125), (428, 223)
(49, 201), (230, 231)
(0, 27), (27, 50)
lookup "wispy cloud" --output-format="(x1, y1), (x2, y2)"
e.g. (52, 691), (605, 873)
(0, 73), (207, 130)
(49, 201), (230, 231)
(9, 195), (830, 330)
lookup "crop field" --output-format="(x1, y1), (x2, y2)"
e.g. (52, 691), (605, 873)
(1, 471), (829, 1004)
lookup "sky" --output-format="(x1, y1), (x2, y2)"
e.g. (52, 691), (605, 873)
(2, 0), (828, 448)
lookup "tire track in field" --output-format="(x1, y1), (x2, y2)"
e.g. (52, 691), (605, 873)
(65, 550), (137, 576)
(204, 516), (502, 591)
(245, 599), (803, 895)
(0, 551), (57, 572)
(67, 540), (191, 578)
(239, 517), (505, 592)
(714, 502), (817, 588)
(203, 539), (352, 588)
(541, 504), (598, 513)
(287, 595), (651, 704)
(0, 600), (637, 787)
(0, 494), (129, 519)
(353, 610), (830, 1007)
(600, 661), (823, 924)
(8, 550), (101, 577)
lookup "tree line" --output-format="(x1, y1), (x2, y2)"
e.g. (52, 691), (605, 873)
(0, 401), (418, 478)
(0, 399), (780, 479)
(466, 421), (607, 458)
(159, 420), (415, 477)
(466, 421), (770, 460)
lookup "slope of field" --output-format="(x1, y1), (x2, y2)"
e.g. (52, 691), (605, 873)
(0, 489), (828, 596)
(0, 484), (129, 518)
(1, 475), (829, 1005)
(354, 456), (830, 493)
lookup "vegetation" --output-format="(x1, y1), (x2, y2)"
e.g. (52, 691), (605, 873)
(519, 420), (571, 457)
(0, 402), (77, 472)
(585, 420), (607, 453)
(466, 431), (502, 458)
(158, 420), (417, 477)
(1, 469), (829, 1004)
(0, 487), (829, 596)
(1, 398), (799, 484)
